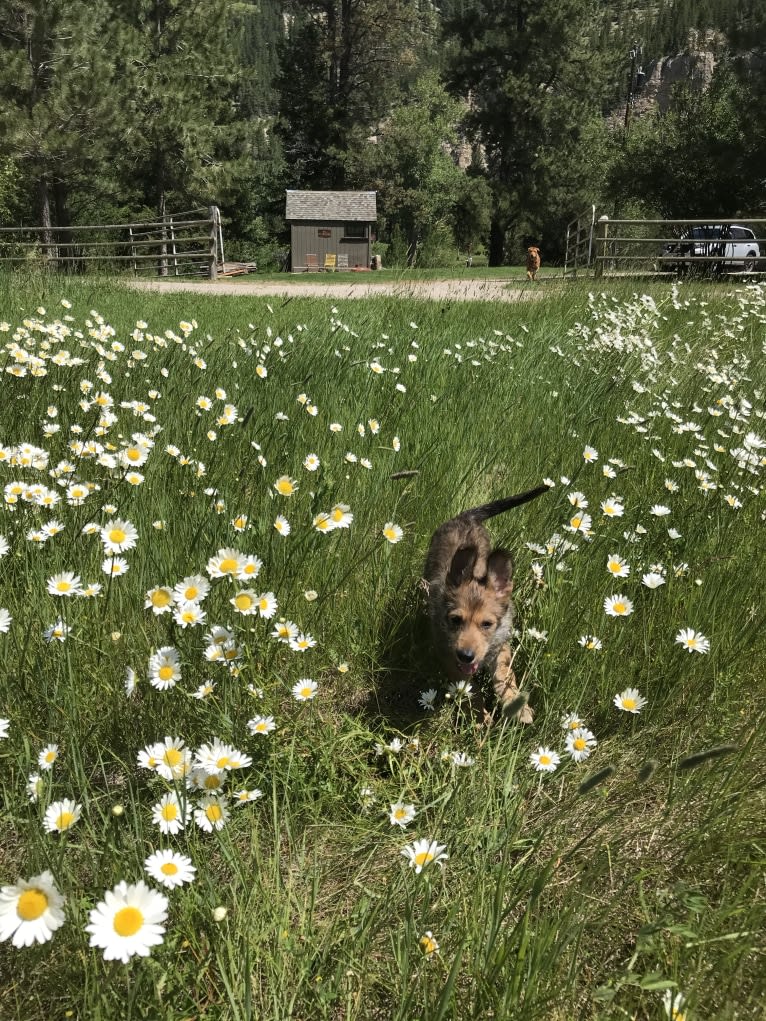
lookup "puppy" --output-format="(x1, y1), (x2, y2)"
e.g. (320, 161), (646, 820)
(526, 246), (541, 281)
(423, 486), (548, 722)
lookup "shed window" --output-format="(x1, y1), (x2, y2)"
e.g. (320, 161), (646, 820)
(343, 223), (367, 239)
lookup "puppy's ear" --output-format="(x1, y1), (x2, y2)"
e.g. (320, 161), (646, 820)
(447, 545), (478, 588)
(486, 549), (513, 598)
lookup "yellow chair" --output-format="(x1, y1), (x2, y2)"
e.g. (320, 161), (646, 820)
(323, 253), (337, 271)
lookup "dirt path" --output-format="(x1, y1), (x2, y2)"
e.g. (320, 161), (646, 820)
(130, 275), (547, 303)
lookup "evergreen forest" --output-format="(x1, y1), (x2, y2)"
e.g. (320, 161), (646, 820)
(0, 0), (764, 267)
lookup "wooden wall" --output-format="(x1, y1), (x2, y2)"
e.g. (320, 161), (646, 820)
(289, 220), (371, 271)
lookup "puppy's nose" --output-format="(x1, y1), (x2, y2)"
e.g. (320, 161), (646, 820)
(456, 648), (475, 664)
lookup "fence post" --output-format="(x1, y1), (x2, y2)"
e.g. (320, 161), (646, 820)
(208, 206), (218, 280)
(594, 216), (609, 278)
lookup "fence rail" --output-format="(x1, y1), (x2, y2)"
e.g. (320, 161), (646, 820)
(0, 206), (221, 279)
(590, 216), (766, 278)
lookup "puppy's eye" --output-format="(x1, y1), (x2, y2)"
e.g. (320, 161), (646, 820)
(448, 614), (463, 628)
(480, 620), (495, 631)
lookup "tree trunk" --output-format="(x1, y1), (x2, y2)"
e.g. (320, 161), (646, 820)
(488, 214), (506, 266)
(35, 176), (55, 261)
(53, 180), (78, 272)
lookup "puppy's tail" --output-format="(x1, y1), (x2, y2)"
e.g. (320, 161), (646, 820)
(462, 484), (549, 524)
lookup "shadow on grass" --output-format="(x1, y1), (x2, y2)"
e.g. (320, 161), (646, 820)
(358, 584), (439, 731)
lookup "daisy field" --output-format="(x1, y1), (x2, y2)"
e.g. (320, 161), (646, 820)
(0, 275), (764, 1020)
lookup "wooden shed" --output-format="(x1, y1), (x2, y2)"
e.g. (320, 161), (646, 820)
(286, 190), (376, 272)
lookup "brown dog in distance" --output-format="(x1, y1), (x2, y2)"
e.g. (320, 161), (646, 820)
(423, 486), (548, 723)
(526, 246), (541, 281)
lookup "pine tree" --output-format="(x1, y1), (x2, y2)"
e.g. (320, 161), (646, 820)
(0, 0), (118, 237)
(275, 0), (430, 189)
(111, 0), (248, 218)
(444, 0), (610, 263)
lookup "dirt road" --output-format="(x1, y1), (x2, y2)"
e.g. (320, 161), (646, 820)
(130, 275), (546, 303)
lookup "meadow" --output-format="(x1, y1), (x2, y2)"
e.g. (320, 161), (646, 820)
(0, 272), (764, 1020)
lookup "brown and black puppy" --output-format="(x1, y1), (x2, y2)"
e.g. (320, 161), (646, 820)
(423, 486), (548, 723)
(526, 246), (541, 281)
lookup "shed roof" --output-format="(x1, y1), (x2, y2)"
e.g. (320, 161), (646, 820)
(285, 190), (377, 222)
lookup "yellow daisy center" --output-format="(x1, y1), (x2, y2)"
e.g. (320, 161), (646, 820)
(158, 665), (174, 681)
(56, 811), (76, 830)
(571, 516), (582, 528)
(151, 589), (171, 607)
(420, 936), (437, 954)
(394, 808), (407, 819)
(613, 602), (626, 614)
(216, 755), (230, 769)
(574, 738), (587, 751)
(44, 751), (56, 763)
(204, 775), (222, 789)
(255, 723), (268, 733)
(234, 594), (253, 611)
(234, 517), (246, 529)
(126, 448), (141, 461)
(622, 697), (636, 710)
(181, 610), (196, 623)
(163, 748), (182, 767)
(539, 754), (551, 766)
(161, 803), (178, 820)
(113, 906), (144, 937)
(205, 803), (223, 823)
(160, 862), (179, 876)
(108, 528), (126, 544)
(414, 851), (434, 867)
(17, 888), (48, 921)
(299, 686), (313, 698)
(56, 580), (72, 592)
(275, 480), (294, 495)
(219, 557), (239, 574)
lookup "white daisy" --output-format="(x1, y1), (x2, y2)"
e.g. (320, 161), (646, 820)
(565, 727), (597, 763)
(675, 628), (710, 654)
(151, 794), (191, 835)
(613, 687), (647, 713)
(389, 802), (416, 828)
(292, 679), (318, 701)
(43, 799), (82, 834)
(85, 880), (168, 962)
(401, 838), (448, 874)
(0, 871), (66, 948)
(529, 747), (560, 773)
(604, 594), (634, 617)
(194, 795), (229, 832)
(143, 850), (196, 890)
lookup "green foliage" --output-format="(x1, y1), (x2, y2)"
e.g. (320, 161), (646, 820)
(274, 0), (432, 189)
(443, 0), (610, 264)
(344, 72), (467, 265)
(608, 64), (766, 217)
(0, 0), (121, 229)
(111, 0), (250, 215)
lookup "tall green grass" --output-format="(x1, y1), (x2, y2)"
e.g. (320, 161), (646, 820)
(0, 273), (764, 1019)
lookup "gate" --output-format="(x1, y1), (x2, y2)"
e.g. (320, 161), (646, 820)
(0, 206), (222, 279)
(563, 205), (596, 277)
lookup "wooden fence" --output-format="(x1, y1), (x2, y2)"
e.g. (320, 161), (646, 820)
(565, 214), (766, 278)
(0, 206), (222, 278)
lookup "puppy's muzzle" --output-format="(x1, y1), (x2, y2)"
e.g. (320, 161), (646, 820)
(456, 648), (479, 674)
